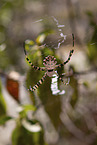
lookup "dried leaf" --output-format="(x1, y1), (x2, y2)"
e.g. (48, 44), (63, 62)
(6, 77), (19, 101)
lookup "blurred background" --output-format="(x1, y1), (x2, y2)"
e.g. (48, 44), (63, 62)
(0, 0), (97, 145)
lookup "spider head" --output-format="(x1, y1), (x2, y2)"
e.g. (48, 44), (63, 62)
(43, 55), (57, 69)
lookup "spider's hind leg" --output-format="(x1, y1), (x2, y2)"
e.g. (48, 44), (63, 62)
(58, 76), (70, 85)
(55, 71), (70, 85)
(28, 73), (47, 92)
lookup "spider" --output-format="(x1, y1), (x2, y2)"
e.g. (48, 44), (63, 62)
(24, 34), (74, 92)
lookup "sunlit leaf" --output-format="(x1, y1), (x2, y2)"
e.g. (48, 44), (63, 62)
(36, 33), (46, 44)
(36, 30), (54, 45)
(17, 105), (36, 119)
(25, 39), (35, 52)
(22, 104), (36, 112)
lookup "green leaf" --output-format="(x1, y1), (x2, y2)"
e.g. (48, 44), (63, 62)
(70, 76), (78, 108)
(38, 76), (62, 129)
(87, 43), (97, 66)
(24, 39), (35, 52)
(12, 125), (21, 145)
(18, 105), (36, 119)
(12, 122), (47, 145)
(22, 104), (36, 112)
(36, 33), (46, 44)
(83, 81), (89, 88)
(0, 115), (13, 125)
(0, 78), (7, 116)
(86, 10), (93, 17)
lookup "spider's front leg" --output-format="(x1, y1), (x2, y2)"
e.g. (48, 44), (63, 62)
(28, 72), (47, 92)
(56, 49), (74, 69)
(23, 42), (45, 71)
(56, 33), (74, 69)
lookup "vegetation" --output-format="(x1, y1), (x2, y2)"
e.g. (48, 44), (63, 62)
(0, 0), (97, 145)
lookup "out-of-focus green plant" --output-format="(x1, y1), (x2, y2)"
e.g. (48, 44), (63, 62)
(0, 72), (47, 144)
(11, 104), (47, 145)
(0, 91), (47, 145)
(0, 77), (14, 125)
(12, 118), (47, 145)
(70, 75), (78, 108)
(0, 44), (10, 70)
(86, 11), (97, 66)
(0, 78), (7, 116)
(0, 0), (27, 73)
(0, 115), (13, 125)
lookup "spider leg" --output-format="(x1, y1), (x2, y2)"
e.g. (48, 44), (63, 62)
(59, 76), (70, 85)
(23, 42), (45, 71)
(56, 49), (74, 68)
(72, 33), (74, 47)
(55, 71), (70, 85)
(28, 73), (47, 92)
(56, 33), (74, 68)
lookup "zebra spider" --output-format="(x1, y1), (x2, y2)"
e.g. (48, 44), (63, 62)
(24, 34), (74, 92)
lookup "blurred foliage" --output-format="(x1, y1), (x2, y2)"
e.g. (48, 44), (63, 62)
(39, 76), (62, 129)
(0, 28), (65, 144)
(19, 104), (36, 119)
(0, 0), (97, 144)
(12, 119), (47, 145)
(0, 115), (13, 125)
(70, 75), (78, 108)
(0, 44), (10, 70)
(11, 103), (47, 145)
(0, 0), (26, 73)
(86, 11), (97, 66)
(0, 78), (7, 116)
(0, 78), (13, 126)
(36, 30), (54, 45)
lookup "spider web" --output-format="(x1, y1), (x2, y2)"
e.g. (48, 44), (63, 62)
(31, 16), (73, 95)
(32, 16), (73, 51)
(25, 16), (74, 96)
